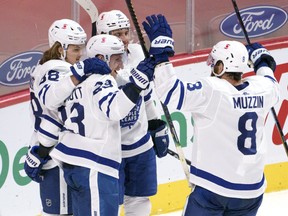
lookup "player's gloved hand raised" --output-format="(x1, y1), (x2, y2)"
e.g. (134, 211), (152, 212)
(148, 119), (169, 158)
(245, 43), (276, 72)
(70, 57), (112, 81)
(142, 14), (174, 63)
(24, 146), (50, 183)
(129, 57), (156, 90)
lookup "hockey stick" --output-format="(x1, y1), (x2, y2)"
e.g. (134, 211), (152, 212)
(74, 0), (98, 36)
(231, 0), (288, 156)
(168, 149), (191, 165)
(125, 0), (192, 186)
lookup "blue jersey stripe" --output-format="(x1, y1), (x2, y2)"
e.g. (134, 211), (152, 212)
(106, 93), (117, 118)
(164, 79), (180, 105)
(38, 126), (58, 141)
(98, 92), (113, 110)
(121, 132), (150, 150)
(56, 143), (120, 170)
(190, 165), (265, 190)
(264, 75), (277, 83)
(38, 84), (50, 105)
(98, 92), (116, 118)
(177, 81), (185, 110)
(42, 114), (63, 128)
(144, 89), (152, 102)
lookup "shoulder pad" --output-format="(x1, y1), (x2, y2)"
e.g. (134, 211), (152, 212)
(42, 60), (72, 75)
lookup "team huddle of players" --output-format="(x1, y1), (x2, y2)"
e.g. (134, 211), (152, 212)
(24, 8), (279, 216)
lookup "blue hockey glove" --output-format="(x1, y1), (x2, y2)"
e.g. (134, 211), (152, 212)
(70, 57), (111, 81)
(24, 146), (50, 183)
(142, 14), (174, 63)
(246, 43), (276, 72)
(148, 119), (169, 158)
(129, 57), (156, 90)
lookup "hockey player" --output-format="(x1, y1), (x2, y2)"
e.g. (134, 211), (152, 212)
(24, 19), (110, 216)
(49, 34), (156, 216)
(141, 14), (280, 216)
(96, 10), (170, 216)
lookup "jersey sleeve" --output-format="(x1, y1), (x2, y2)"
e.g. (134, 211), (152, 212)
(37, 109), (62, 148)
(37, 63), (76, 110)
(153, 62), (212, 113)
(143, 84), (159, 120)
(255, 66), (280, 106)
(127, 43), (145, 63)
(91, 75), (137, 121)
(29, 63), (63, 148)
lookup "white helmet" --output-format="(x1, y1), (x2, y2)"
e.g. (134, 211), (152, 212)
(86, 34), (124, 64)
(48, 19), (87, 49)
(96, 10), (130, 34)
(207, 40), (248, 76)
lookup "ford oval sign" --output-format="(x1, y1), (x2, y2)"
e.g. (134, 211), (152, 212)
(0, 51), (42, 86)
(220, 6), (288, 38)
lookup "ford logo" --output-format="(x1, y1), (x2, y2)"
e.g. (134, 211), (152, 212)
(0, 51), (42, 86)
(220, 6), (288, 38)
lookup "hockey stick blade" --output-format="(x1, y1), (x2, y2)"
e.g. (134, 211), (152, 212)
(75, 0), (98, 36)
(125, 0), (192, 187)
(231, 0), (288, 156)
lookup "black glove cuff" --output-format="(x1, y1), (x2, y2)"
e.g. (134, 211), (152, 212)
(261, 54), (276, 72)
(38, 144), (53, 158)
(148, 119), (166, 131)
(122, 83), (141, 104)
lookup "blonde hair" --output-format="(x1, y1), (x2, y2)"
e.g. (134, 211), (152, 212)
(39, 42), (62, 64)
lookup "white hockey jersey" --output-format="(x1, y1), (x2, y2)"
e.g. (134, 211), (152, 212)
(50, 74), (137, 178)
(30, 60), (75, 169)
(115, 44), (158, 158)
(153, 63), (280, 198)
